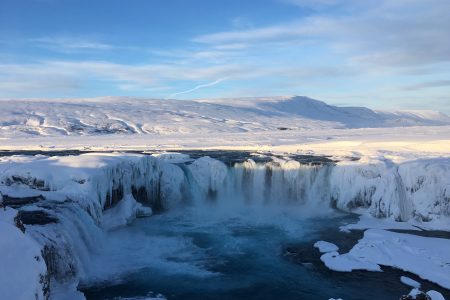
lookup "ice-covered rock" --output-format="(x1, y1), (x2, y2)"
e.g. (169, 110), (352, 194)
(188, 156), (228, 199)
(329, 158), (450, 221)
(159, 162), (187, 209)
(0, 153), (168, 297)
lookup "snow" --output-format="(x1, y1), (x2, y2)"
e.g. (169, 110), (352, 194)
(400, 276), (421, 288)
(0, 96), (448, 139)
(341, 214), (450, 233)
(49, 280), (86, 300)
(321, 229), (450, 289)
(0, 97), (448, 168)
(0, 208), (48, 300)
(111, 294), (167, 300)
(340, 214), (422, 232)
(151, 152), (192, 164)
(313, 241), (339, 253)
(321, 251), (382, 272)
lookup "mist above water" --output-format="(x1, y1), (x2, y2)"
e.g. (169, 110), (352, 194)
(80, 203), (351, 299)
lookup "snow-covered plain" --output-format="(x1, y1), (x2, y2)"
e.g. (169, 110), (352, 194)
(0, 96), (449, 299)
(1, 96), (449, 139)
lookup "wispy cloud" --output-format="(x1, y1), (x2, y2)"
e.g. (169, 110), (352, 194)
(192, 18), (331, 44)
(167, 77), (228, 98)
(0, 60), (245, 97)
(401, 80), (450, 91)
(280, 0), (344, 8)
(30, 37), (114, 52)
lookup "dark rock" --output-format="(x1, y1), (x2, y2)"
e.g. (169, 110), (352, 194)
(5, 175), (49, 191)
(14, 214), (26, 233)
(132, 185), (150, 204)
(399, 292), (431, 300)
(1, 194), (45, 208)
(103, 186), (124, 210)
(415, 293), (431, 300)
(132, 183), (164, 213)
(42, 244), (77, 279)
(16, 210), (58, 225)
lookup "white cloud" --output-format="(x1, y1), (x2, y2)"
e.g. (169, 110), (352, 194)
(194, 0), (450, 68)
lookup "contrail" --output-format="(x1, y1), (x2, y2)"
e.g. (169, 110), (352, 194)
(167, 77), (227, 98)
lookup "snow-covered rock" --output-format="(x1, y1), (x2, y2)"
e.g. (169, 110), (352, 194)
(0, 208), (49, 300)
(321, 229), (450, 289)
(400, 276), (421, 289)
(314, 241), (339, 253)
(426, 290), (446, 300)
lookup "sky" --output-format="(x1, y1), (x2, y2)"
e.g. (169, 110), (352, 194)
(0, 0), (449, 112)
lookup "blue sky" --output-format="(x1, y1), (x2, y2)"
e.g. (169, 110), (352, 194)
(1, 0), (449, 112)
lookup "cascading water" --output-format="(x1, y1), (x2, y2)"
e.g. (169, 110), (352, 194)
(180, 157), (334, 210)
(26, 202), (105, 280)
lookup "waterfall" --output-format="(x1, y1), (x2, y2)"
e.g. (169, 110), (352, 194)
(1, 152), (449, 298)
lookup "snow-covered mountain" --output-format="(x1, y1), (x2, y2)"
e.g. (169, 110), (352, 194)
(0, 96), (448, 138)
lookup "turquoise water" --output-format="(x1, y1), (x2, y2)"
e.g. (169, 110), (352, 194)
(80, 207), (447, 300)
